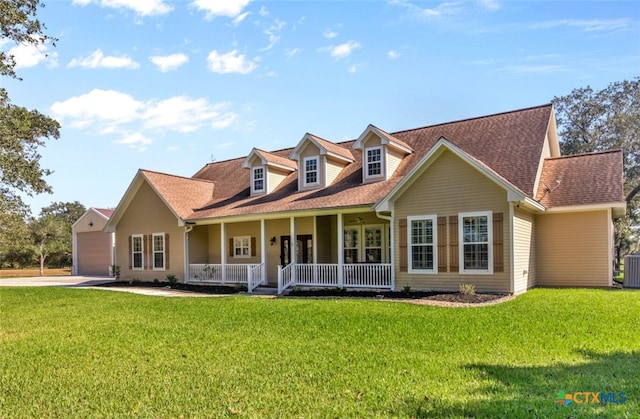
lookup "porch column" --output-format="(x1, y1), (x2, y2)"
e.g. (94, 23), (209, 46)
(312, 216), (318, 264)
(221, 222), (227, 284)
(183, 227), (190, 283)
(337, 213), (344, 287)
(290, 216), (296, 283)
(261, 219), (267, 285)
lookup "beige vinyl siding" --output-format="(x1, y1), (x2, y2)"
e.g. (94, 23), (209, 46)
(535, 210), (612, 287)
(316, 215), (336, 263)
(188, 226), (209, 264)
(74, 211), (109, 233)
(513, 207), (535, 294)
(326, 158), (346, 186)
(226, 221), (261, 263)
(394, 150), (511, 293)
(77, 231), (112, 275)
(386, 148), (404, 180)
(267, 167), (290, 193)
(299, 143), (323, 190)
(116, 181), (184, 282)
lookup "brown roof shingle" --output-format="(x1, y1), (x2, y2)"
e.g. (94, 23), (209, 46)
(187, 105), (556, 220)
(94, 208), (114, 218)
(141, 170), (216, 219)
(536, 150), (624, 208)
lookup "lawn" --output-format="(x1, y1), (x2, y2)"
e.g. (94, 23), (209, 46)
(0, 268), (71, 278)
(1, 288), (638, 418)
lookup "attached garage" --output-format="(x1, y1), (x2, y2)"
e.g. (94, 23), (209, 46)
(72, 208), (115, 276)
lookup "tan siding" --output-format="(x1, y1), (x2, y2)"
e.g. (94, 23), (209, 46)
(386, 148), (404, 180)
(226, 221), (262, 263)
(207, 224), (221, 263)
(316, 215), (336, 263)
(325, 158), (346, 186)
(116, 181), (185, 282)
(74, 211), (109, 233)
(77, 231), (112, 275)
(266, 219), (289, 284)
(267, 167), (289, 194)
(394, 150), (511, 293)
(536, 210), (611, 287)
(188, 226), (209, 264)
(513, 208), (535, 294)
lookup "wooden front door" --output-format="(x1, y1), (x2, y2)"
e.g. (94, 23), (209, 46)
(280, 235), (313, 265)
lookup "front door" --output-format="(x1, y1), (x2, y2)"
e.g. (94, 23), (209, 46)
(280, 235), (313, 265)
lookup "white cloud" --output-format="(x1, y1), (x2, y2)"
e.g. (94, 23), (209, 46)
(68, 49), (139, 69)
(347, 63), (365, 74)
(391, 0), (464, 19)
(9, 41), (58, 69)
(190, 0), (252, 20)
(328, 40), (360, 60)
(149, 53), (189, 72)
(232, 11), (251, 25)
(528, 18), (630, 32)
(262, 19), (286, 51)
(72, 0), (173, 16)
(207, 49), (258, 74)
(323, 29), (338, 39)
(50, 89), (239, 151)
(285, 48), (302, 56)
(259, 6), (269, 16)
(478, 0), (501, 11)
(387, 50), (401, 59)
(115, 132), (153, 152)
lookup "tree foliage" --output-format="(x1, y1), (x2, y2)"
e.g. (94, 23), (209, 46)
(552, 78), (640, 256)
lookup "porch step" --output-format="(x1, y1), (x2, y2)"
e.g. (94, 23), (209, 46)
(249, 287), (279, 296)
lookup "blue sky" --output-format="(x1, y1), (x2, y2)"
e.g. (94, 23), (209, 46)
(3, 0), (639, 215)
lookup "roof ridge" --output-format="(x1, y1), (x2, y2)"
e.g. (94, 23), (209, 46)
(390, 103), (553, 136)
(141, 168), (216, 184)
(545, 149), (623, 160)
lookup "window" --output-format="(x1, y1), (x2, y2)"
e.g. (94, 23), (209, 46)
(459, 211), (493, 274)
(366, 147), (383, 178)
(343, 227), (359, 264)
(252, 167), (265, 193)
(234, 236), (251, 258)
(364, 226), (383, 263)
(132, 235), (143, 270)
(152, 233), (165, 270)
(304, 156), (319, 186)
(408, 215), (437, 273)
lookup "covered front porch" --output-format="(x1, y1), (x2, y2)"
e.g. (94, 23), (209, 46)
(184, 210), (394, 294)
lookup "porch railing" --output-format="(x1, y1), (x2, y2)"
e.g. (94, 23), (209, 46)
(247, 263), (265, 294)
(189, 263), (261, 285)
(278, 263), (392, 294)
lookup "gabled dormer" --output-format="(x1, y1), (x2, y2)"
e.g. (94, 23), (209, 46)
(242, 148), (297, 196)
(353, 125), (413, 183)
(289, 133), (355, 191)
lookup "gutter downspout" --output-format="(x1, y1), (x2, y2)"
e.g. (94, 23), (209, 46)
(376, 212), (395, 291)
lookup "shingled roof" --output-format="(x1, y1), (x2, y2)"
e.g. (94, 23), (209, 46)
(141, 170), (216, 219)
(536, 150), (625, 208)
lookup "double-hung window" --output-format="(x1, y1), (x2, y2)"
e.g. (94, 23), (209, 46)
(343, 227), (359, 264)
(304, 157), (319, 186)
(364, 226), (383, 263)
(459, 211), (492, 274)
(152, 233), (165, 270)
(252, 167), (265, 193)
(132, 234), (143, 270)
(408, 215), (437, 273)
(366, 147), (383, 178)
(234, 236), (251, 258)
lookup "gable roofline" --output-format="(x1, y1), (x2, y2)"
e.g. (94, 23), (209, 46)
(289, 133), (355, 163)
(353, 124), (414, 154)
(374, 137), (545, 212)
(71, 207), (112, 229)
(241, 148), (298, 171)
(105, 169), (215, 232)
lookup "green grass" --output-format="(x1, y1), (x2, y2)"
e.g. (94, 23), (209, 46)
(1, 288), (639, 417)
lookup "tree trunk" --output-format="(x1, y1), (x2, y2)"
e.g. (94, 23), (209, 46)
(39, 244), (45, 276)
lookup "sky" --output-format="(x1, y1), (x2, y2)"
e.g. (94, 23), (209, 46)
(2, 0), (639, 215)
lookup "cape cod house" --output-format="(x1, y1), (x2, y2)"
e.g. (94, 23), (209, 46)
(104, 104), (625, 294)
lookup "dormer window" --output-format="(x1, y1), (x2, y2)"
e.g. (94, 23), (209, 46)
(252, 167), (265, 193)
(304, 157), (319, 186)
(366, 147), (383, 179)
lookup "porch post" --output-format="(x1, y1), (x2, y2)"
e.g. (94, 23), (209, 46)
(312, 216), (318, 264)
(261, 218), (267, 285)
(221, 222), (227, 284)
(290, 216), (296, 284)
(337, 212), (344, 287)
(183, 227), (190, 283)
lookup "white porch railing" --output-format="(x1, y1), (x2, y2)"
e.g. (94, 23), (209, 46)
(189, 264), (261, 285)
(247, 263), (266, 294)
(277, 264), (295, 294)
(277, 263), (392, 294)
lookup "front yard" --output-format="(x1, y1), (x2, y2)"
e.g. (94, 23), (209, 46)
(0, 287), (638, 417)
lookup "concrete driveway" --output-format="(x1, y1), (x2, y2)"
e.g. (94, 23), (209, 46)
(0, 276), (115, 287)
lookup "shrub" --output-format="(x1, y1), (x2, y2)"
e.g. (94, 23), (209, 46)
(166, 274), (178, 287)
(459, 283), (476, 295)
